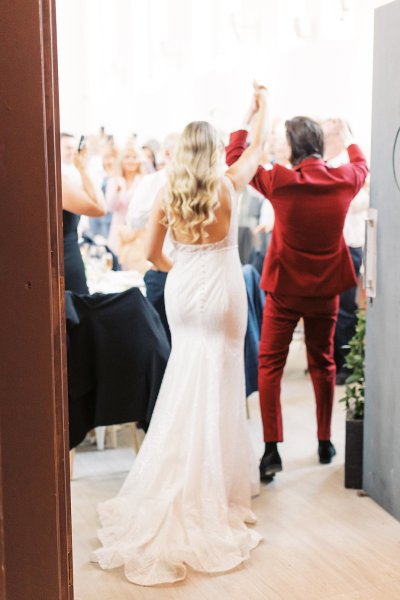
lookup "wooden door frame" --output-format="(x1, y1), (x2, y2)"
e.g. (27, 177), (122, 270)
(0, 0), (72, 598)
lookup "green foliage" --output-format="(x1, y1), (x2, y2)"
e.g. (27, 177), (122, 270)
(340, 310), (366, 419)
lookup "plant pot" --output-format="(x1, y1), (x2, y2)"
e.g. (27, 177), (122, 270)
(344, 413), (364, 489)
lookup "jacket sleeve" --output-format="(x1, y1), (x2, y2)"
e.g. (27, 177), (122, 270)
(225, 130), (275, 199)
(347, 144), (369, 196)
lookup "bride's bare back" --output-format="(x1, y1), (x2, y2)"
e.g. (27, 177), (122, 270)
(169, 177), (233, 246)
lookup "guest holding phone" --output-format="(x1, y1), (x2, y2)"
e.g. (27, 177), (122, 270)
(61, 134), (105, 293)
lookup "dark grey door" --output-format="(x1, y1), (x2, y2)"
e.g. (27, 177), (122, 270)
(364, 0), (400, 520)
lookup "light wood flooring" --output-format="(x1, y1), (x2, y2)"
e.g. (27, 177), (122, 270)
(71, 340), (400, 600)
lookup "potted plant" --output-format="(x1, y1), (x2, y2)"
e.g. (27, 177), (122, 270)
(340, 309), (366, 489)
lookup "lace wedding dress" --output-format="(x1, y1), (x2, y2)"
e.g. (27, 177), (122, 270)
(94, 177), (261, 585)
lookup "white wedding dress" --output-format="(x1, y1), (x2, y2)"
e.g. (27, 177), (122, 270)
(94, 177), (261, 585)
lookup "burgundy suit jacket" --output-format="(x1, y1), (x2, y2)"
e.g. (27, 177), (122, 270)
(226, 130), (368, 297)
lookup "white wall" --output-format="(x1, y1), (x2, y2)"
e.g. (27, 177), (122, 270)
(56, 0), (392, 153)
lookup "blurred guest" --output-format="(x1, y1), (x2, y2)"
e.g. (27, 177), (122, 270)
(118, 222), (152, 274)
(323, 118), (369, 385)
(237, 186), (271, 270)
(128, 134), (179, 231)
(89, 144), (118, 240)
(238, 187), (264, 231)
(267, 118), (291, 168)
(85, 133), (111, 190)
(106, 144), (145, 259)
(250, 195), (275, 274)
(61, 132), (83, 187)
(127, 133), (180, 338)
(142, 144), (157, 172)
(62, 148), (106, 294)
(226, 112), (368, 481)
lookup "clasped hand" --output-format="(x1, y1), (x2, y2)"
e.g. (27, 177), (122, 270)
(245, 81), (268, 124)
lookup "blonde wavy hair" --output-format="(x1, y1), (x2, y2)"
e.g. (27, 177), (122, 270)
(166, 121), (221, 243)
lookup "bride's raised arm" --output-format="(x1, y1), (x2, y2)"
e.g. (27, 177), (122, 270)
(225, 84), (268, 193)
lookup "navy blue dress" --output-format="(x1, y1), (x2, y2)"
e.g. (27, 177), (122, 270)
(63, 210), (89, 294)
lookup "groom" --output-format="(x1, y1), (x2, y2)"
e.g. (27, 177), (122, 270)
(226, 105), (368, 481)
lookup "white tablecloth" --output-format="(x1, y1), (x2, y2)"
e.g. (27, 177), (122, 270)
(87, 267), (145, 295)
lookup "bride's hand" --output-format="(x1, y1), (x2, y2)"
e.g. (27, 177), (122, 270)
(245, 95), (259, 123)
(253, 81), (268, 109)
(243, 82), (268, 126)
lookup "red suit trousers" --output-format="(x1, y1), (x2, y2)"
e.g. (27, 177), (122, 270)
(258, 293), (339, 442)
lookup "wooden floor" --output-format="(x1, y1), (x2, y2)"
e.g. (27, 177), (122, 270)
(71, 340), (400, 600)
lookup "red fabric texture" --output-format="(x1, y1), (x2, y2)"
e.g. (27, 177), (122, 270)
(226, 130), (368, 297)
(258, 293), (339, 442)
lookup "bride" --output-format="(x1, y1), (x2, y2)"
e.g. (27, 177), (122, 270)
(93, 84), (268, 586)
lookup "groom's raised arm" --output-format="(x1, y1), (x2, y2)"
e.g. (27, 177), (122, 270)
(225, 129), (249, 165)
(226, 130), (275, 199)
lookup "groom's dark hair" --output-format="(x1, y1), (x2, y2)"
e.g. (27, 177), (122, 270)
(285, 117), (324, 166)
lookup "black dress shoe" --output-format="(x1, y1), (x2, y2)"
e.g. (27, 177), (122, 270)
(260, 444), (282, 481)
(260, 472), (275, 484)
(318, 440), (337, 464)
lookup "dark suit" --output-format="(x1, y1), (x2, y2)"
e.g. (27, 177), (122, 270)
(334, 245), (363, 372)
(226, 131), (368, 442)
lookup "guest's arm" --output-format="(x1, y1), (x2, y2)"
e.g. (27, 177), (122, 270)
(62, 177), (106, 217)
(145, 188), (173, 272)
(73, 151), (106, 212)
(225, 86), (268, 193)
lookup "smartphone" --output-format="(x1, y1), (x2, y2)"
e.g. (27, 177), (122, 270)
(78, 135), (86, 153)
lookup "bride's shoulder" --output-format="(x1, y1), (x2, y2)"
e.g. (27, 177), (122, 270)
(220, 174), (236, 194)
(218, 176), (236, 204)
